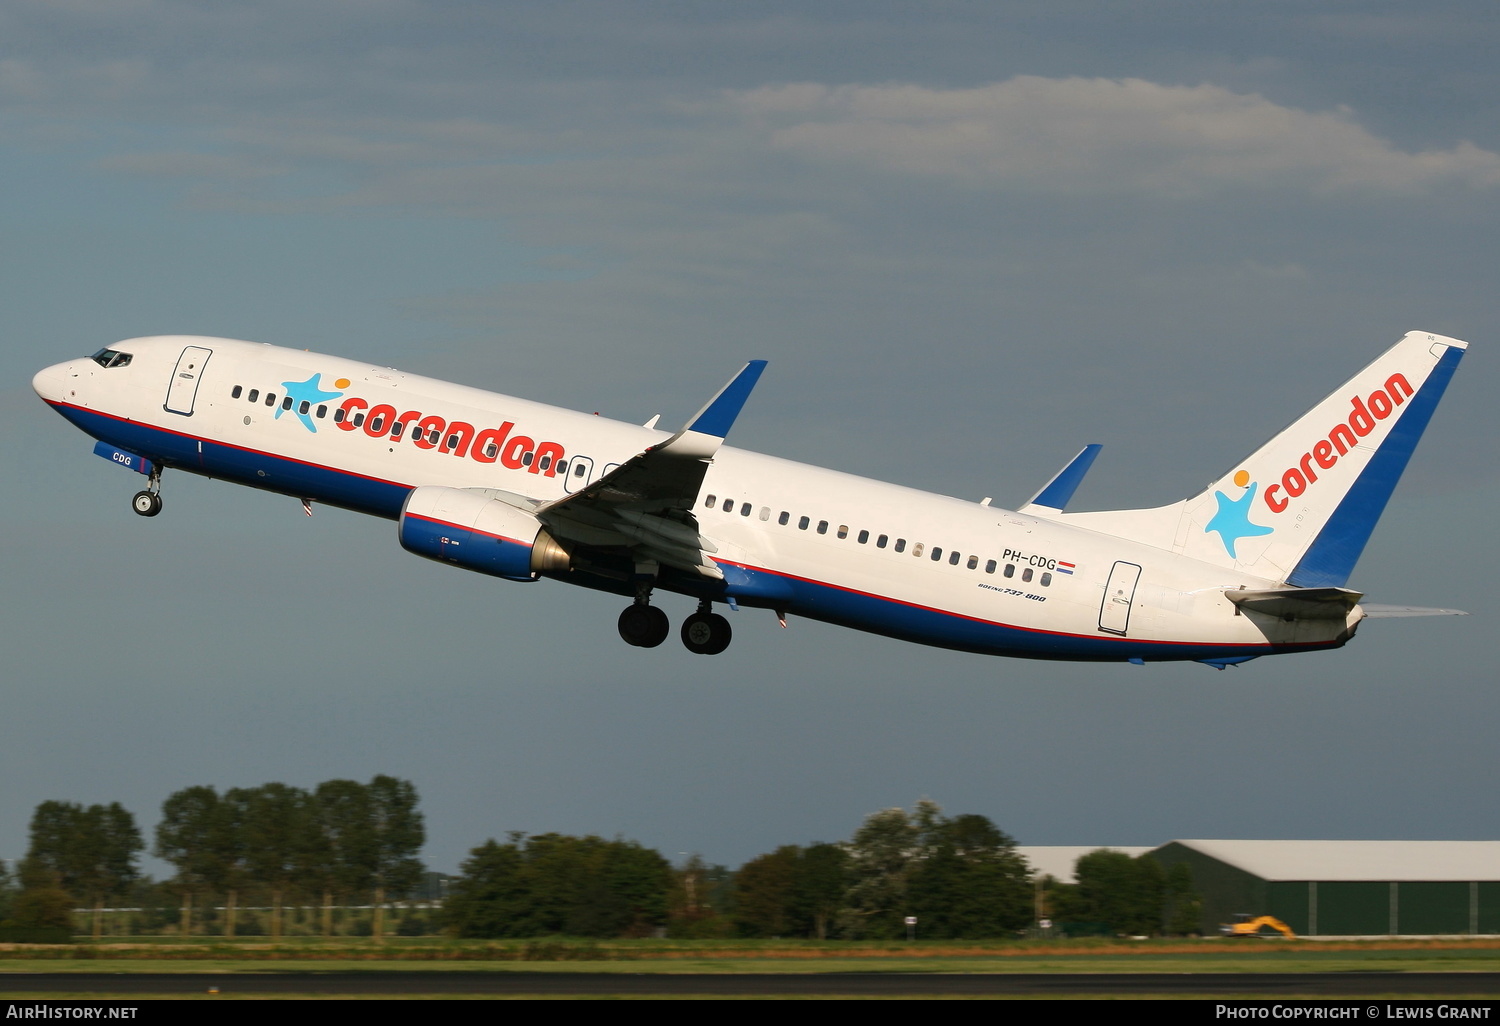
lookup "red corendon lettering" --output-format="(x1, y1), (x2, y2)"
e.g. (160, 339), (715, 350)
(1348, 394), (1374, 436)
(1386, 372), (1413, 402)
(414, 414), (446, 450)
(1283, 466), (1307, 498)
(532, 440), (565, 475)
(364, 403), (397, 437)
(1298, 452), (1319, 485)
(501, 434), (534, 469)
(337, 397), (368, 431)
(471, 422), (513, 464)
(444, 421), (475, 457)
(1264, 373), (1421, 515)
(1313, 439), (1336, 469)
(396, 410), (423, 440)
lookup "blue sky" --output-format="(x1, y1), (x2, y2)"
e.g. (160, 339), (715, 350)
(3, 2), (1496, 877)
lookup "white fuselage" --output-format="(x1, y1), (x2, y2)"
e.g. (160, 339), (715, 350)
(33, 336), (1359, 663)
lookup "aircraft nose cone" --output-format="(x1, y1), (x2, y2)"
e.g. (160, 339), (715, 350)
(32, 363), (68, 403)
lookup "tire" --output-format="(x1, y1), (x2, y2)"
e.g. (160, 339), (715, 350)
(618, 604), (670, 648)
(132, 491), (162, 517)
(680, 611), (732, 655)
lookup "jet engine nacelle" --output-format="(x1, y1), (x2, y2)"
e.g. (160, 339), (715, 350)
(399, 485), (571, 582)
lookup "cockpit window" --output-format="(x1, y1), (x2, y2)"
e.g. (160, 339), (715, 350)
(90, 349), (133, 369)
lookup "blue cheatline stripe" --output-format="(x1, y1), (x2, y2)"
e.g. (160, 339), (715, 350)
(714, 560), (1346, 663)
(50, 402), (1349, 665)
(53, 402), (412, 518)
(1288, 345), (1465, 588)
(688, 360), (767, 438)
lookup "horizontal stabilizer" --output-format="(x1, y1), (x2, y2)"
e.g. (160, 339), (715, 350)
(1020, 444), (1103, 514)
(1225, 586), (1362, 621)
(1361, 604), (1468, 618)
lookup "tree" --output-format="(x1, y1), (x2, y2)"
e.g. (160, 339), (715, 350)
(367, 775), (425, 941)
(1065, 849), (1166, 936)
(154, 786), (225, 937)
(312, 776), (424, 940)
(443, 832), (672, 938)
(905, 813), (1031, 938)
(25, 801), (142, 940)
(793, 843), (850, 940)
(313, 778), (373, 937)
(838, 805), (923, 938)
(237, 783), (321, 939)
(734, 846), (800, 937)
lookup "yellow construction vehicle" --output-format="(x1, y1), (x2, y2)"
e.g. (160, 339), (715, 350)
(1220, 913), (1295, 938)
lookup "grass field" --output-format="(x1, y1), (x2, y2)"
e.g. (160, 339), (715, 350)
(3, 935), (1499, 974)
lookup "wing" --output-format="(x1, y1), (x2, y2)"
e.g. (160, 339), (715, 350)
(535, 360), (767, 579)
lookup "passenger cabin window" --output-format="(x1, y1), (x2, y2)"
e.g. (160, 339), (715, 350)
(759, 507), (770, 521)
(705, 495), (716, 508)
(877, 534), (888, 548)
(316, 404), (327, 418)
(1004, 564), (1015, 578)
(816, 521), (828, 535)
(486, 443), (499, 459)
(265, 393), (277, 407)
(555, 460), (568, 476)
(333, 407), (344, 422)
(539, 455), (552, 471)
(248, 389), (260, 403)
(1022, 567), (1034, 583)
(798, 516), (810, 530)
(931, 547), (943, 561)
(858, 530), (869, 544)
(837, 525), (849, 539)
(740, 502), (751, 517)
(522, 451), (534, 466)
(232, 385), (243, 399)
(723, 498), (734, 512)
(966, 555), (978, 570)
(282, 396), (293, 411)
(778, 511), (790, 526)
(895, 538), (907, 553)
(1040, 572), (1052, 586)
(299, 400), (311, 415)
(912, 542), (924, 557)
(985, 559), (997, 574)
(369, 415), (386, 433)
(949, 551), (961, 566)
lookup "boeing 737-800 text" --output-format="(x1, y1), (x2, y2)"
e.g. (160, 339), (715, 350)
(32, 330), (1467, 666)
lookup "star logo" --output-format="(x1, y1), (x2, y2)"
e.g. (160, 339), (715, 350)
(277, 373), (346, 432)
(1205, 469), (1274, 558)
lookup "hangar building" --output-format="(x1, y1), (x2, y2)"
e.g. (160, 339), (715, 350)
(1148, 840), (1500, 937)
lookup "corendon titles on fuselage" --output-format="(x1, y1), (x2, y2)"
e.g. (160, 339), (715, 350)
(334, 393), (568, 477)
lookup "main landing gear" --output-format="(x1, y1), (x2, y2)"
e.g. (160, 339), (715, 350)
(617, 589), (734, 655)
(617, 601), (671, 648)
(681, 603), (732, 656)
(131, 470), (163, 518)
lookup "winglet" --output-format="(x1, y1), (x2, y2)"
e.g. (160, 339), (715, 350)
(1019, 444), (1103, 514)
(686, 360), (767, 438)
(656, 360), (767, 461)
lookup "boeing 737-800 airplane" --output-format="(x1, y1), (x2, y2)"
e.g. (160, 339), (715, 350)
(32, 330), (1467, 666)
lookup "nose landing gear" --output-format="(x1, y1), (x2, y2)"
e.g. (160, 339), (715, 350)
(131, 469), (163, 517)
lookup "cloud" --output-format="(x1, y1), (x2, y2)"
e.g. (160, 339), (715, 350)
(729, 77), (1500, 196)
